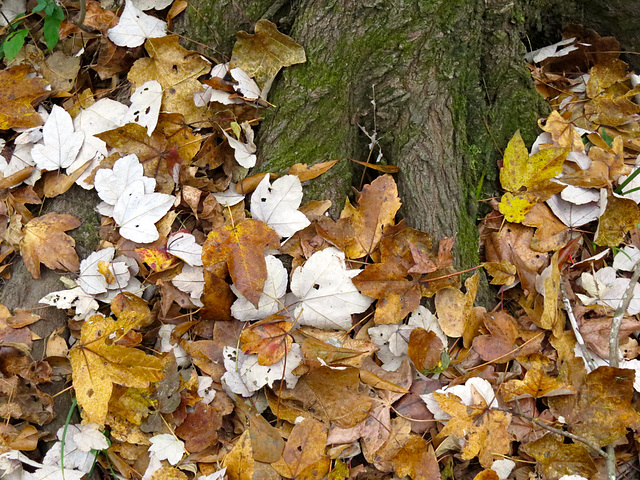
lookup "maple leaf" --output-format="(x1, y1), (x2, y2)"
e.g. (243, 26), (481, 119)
(69, 314), (164, 425)
(0, 65), (49, 130)
(223, 121), (257, 168)
(231, 254), (287, 321)
(148, 434), (186, 465)
(502, 364), (576, 401)
(391, 435), (441, 480)
(203, 218), (280, 307)
(250, 174), (310, 238)
(107, 0), (167, 48)
(123, 80), (163, 136)
(231, 19), (306, 90)
(239, 315), (292, 365)
(565, 366), (640, 447)
(20, 212), (81, 279)
(128, 36), (211, 125)
(31, 105), (85, 171)
(434, 273), (479, 338)
(290, 247), (374, 330)
(319, 174), (401, 259)
(272, 418), (330, 479)
(520, 433), (597, 480)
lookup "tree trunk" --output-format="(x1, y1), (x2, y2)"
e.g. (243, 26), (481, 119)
(178, 0), (555, 271)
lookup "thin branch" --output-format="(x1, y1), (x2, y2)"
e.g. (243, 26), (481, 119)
(609, 260), (640, 367)
(560, 283), (596, 372)
(496, 407), (607, 457)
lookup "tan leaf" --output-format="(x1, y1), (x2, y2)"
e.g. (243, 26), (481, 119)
(482, 260), (516, 285)
(435, 273), (479, 337)
(521, 433), (597, 480)
(20, 213), (81, 279)
(223, 430), (254, 480)
(0, 65), (48, 129)
(231, 19), (306, 90)
(391, 436), (441, 480)
(271, 418), (329, 479)
(502, 364), (576, 401)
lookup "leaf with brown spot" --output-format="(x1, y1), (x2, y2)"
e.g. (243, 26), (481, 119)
(20, 213), (81, 279)
(69, 315), (164, 425)
(435, 392), (511, 468)
(128, 36), (211, 125)
(0, 65), (49, 130)
(521, 433), (597, 480)
(567, 366), (640, 447)
(249, 414), (285, 463)
(202, 219), (279, 307)
(271, 418), (329, 479)
(240, 315), (292, 366)
(276, 366), (372, 428)
(595, 195), (640, 247)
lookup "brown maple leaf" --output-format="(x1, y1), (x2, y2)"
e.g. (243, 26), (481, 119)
(202, 218), (279, 307)
(20, 213), (81, 279)
(0, 65), (49, 130)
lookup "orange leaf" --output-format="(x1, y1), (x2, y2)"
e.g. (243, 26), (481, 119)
(271, 418), (330, 479)
(202, 219), (280, 307)
(239, 315), (293, 366)
(0, 65), (49, 130)
(288, 159), (340, 181)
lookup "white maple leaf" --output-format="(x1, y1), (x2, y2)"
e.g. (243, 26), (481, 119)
(112, 180), (175, 243)
(222, 344), (302, 397)
(212, 183), (245, 206)
(547, 192), (603, 227)
(72, 424), (109, 452)
(223, 121), (257, 168)
(40, 287), (99, 320)
(43, 425), (96, 473)
(94, 154), (156, 216)
(70, 99), (129, 183)
(524, 37), (577, 63)
(31, 105), (85, 171)
(148, 434), (185, 466)
(123, 80), (162, 136)
(131, 0), (172, 10)
(197, 375), (216, 404)
(78, 247), (131, 295)
(2, 143), (41, 185)
(251, 174), (310, 238)
(578, 267), (640, 315)
(560, 185), (600, 205)
(230, 67), (261, 100)
(613, 245), (640, 272)
(231, 255), (287, 321)
(107, 0), (167, 48)
(491, 459), (515, 480)
(172, 264), (204, 307)
(167, 232), (203, 266)
(290, 247), (374, 330)
(0, 0), (26, 27)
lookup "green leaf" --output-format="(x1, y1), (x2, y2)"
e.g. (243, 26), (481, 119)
(43, 14), (62, 50)
(2, 29), (29, 61)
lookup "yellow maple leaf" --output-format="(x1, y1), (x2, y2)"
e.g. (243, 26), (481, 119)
(69, 314), (164, 425)
(435, 392), (511, 468)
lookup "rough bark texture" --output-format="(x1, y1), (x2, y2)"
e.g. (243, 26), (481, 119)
(178, 0), (551, 270)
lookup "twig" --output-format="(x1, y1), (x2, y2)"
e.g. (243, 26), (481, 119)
(609, 260), (640, 368)
(496, 407), (607, 457)
(560, 283), (597, 372)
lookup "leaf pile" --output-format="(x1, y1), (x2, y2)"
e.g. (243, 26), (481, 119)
(0, 7), (640, 480)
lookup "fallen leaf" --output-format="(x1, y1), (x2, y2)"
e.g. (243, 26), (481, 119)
(271, 418), (329, 479)
(231, 19), (306, 90)
(20, 212), (81, 279)
(520, 433), (597, 480)
(502, 364), (576, 401)
(69, 314), (164, 425)
(435, 392), (511, 467)
(239, 315), (293, 366)
(391, 436), (441, 480)
(223, 430), (254, 480)
(0, 65), (48, 130)
(107, 0), (167, 48)
(435, 273), (479, 337)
